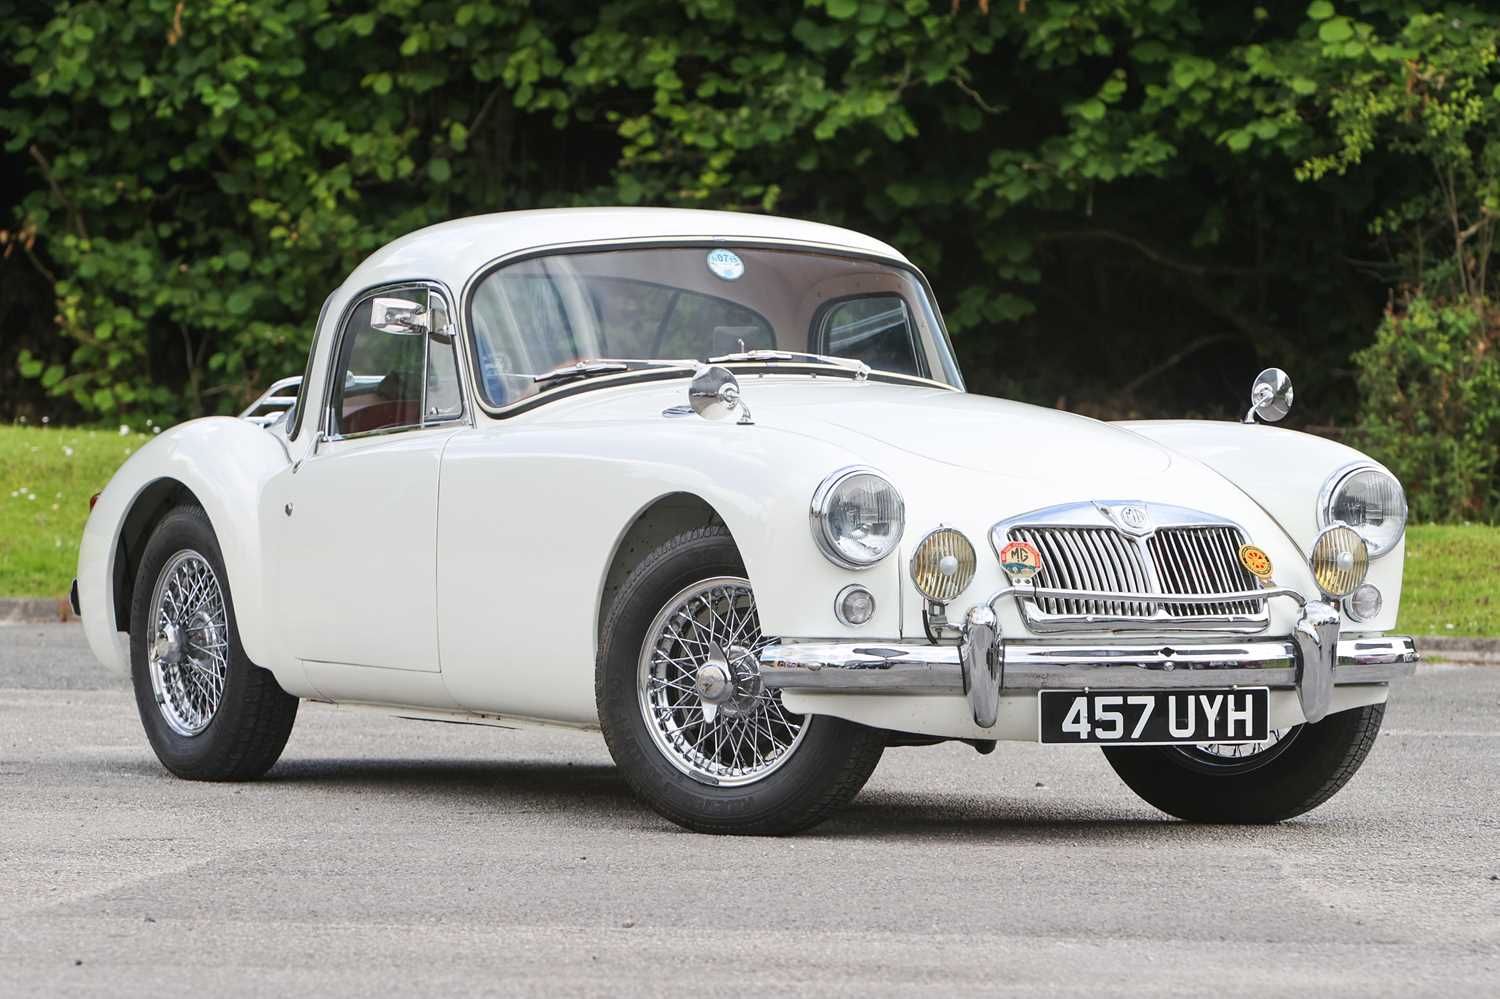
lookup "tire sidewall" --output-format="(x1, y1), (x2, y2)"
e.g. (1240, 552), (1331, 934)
(1102, 702), (1386, 823)
(129, 506), (257, 776)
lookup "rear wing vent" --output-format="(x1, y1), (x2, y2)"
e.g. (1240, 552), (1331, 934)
(240, 376), (302, 428)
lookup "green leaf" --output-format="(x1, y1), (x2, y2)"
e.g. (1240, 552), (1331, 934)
(826, 0), (858, 20)
(226, 289), (255, 316)
(1318, 17), (1353, 43)
(225, 250), (251, 271)
(1307, 1), (1335, 21)
(427, 157), (452, 183)
(1078, 98), (1106, 121)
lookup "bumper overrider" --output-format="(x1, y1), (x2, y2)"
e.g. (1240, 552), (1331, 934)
(758, 583), (1418, 728)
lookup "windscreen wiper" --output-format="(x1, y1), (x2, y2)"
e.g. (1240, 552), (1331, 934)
(707, 349), (870, 381)
(532, 359), (695, 388)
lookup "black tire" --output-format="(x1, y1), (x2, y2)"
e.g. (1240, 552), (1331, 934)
(1102, 702), (1386, 823)
(597, 526), (885, 835)
(129, 505), (298, 780)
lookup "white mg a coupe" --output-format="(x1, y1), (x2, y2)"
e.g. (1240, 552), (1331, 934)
(76, 208), (1418, 834)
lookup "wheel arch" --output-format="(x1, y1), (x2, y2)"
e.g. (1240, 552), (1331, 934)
(596, 491), (736, 648)
(110, 477), (204, 634)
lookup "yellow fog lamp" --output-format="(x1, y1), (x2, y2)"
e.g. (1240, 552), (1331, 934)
(909, 527), (977, 603)
(1310, 525), (1369, 598)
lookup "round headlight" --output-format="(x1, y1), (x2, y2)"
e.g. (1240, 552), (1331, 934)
(810, 467), (905, 569)
(1310, 524), (1369, 598)
(910, 527), (977, 603)
(1320, 465), (1407, 558)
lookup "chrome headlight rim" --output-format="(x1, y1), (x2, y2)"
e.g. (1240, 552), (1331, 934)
(908, 525), (977, 604)
(1316, 461), (1407, 560)
(809, 465), (906, 570)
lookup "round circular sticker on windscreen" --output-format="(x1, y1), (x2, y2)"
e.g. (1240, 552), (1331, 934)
(706, 249), (745, 281)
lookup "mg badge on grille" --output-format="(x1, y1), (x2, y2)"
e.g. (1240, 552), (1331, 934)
(1098, 502), (1153, 536)
(998, 540), (1044, 583)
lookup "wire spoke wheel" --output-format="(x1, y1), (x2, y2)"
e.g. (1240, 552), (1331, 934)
(636, 576), (807, 787)
(1173, 725), (1302, 775)
(146, 549), (229, 737)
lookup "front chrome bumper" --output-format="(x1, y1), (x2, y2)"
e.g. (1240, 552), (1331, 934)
(759, 583), (1418, 729)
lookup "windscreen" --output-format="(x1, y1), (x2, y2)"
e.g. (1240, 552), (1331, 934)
(467, 246), (962, 407)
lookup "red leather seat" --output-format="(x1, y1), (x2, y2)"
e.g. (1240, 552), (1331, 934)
(342, 399), (419, 435)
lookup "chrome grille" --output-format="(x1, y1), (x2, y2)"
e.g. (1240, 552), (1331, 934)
(1004, 518), (1267, 630)
(1009, 527), (1153, 618)
(1147, 526), (1262, 617)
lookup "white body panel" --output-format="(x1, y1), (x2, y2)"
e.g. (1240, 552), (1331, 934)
(76, 208), (1409, 744)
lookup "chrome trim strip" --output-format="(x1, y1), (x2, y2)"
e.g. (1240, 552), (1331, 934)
(758, 643), (964, 691)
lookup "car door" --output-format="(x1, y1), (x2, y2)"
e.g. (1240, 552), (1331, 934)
(270, 282), (467, 673)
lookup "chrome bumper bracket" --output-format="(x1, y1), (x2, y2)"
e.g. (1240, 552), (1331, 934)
(1292, 601), (1340, 723)
(959, 606), (1001, 728)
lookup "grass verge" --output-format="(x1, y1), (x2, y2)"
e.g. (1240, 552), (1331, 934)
(2, 425), (1497, 636)
(1397, 524), (1499, 638)
(2, 424), (153, 597)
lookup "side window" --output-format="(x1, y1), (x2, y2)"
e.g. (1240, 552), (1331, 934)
(816, 295), (924, 377)
(331, 287), (463, 437)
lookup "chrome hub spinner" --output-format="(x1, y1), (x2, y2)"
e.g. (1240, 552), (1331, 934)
(152, 620), (185, 667)
(695, 657), (734, 705)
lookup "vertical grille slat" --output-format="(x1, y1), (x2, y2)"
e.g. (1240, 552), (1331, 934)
(1008, 518), (1266, 627)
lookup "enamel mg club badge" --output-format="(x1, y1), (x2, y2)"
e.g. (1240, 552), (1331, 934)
(998, 540), (1044, 584)
(1237, 543), (1274, 583)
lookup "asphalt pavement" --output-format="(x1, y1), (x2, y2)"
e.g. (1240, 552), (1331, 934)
(1, 624), (1496, 997)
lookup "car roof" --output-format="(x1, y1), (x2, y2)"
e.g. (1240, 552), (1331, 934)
(339, 207), (910, 294)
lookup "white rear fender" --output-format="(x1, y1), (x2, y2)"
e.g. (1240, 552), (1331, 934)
(78, 417), (290, 675)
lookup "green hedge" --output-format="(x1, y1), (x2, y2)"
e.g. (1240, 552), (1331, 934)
(3, 2), (1499, 517)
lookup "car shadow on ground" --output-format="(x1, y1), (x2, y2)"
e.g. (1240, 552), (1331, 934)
(259, 757), (635, 803)
(107, 755), (1356, 841)
(812, 789), (1361, 844)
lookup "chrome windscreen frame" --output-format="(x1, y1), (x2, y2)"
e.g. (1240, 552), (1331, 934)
(989, 500), (1272, 634)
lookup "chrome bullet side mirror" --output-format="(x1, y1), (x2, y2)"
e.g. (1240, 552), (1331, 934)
(1244, 367), (1294, 424)
(688, 365), (753, 425)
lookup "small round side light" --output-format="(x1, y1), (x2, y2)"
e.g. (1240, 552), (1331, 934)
(834, 584), (876, 626)
(1346, 583), (1383, 623)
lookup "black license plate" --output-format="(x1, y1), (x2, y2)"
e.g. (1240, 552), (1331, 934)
(1038, 687), (1269, 746)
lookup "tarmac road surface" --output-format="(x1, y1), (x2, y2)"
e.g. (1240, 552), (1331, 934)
(1, 624), (1497, 997)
